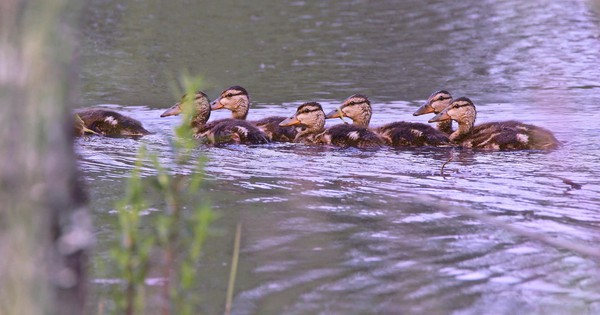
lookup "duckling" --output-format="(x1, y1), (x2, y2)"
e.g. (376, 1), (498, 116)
(210, 85), (297, 142)
(326, 94), (449, 147)
(429, 97), (560, 150)
(413, 90), (454, 134)
(74, 109), (151, 137)
(279, 102), (384, 148)
(160, 91), (269, 144)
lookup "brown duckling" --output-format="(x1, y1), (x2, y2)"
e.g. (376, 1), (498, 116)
(413, 90), (454, 134)
(210, 85), (297, 142)
(160, 91), (269, 144)
(74, 109), (151, 137)
(279, 102), (384, 148)
(326, 94), (449, 147)
(429, 97), (560, 150)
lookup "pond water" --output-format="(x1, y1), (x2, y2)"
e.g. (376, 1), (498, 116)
(79, 0), (600, 314)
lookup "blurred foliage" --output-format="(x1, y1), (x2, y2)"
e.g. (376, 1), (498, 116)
(111, 76), (214, 315)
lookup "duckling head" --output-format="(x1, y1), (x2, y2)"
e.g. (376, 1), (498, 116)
(161, 91), (211, 129)
(325, 94), (372, 127)
(414, 90), (452, 116)
(210, 85), (250, 120)
(429, 97), (476, 140)
(280, 102), (325, 137)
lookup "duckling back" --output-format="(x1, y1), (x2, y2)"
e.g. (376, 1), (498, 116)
(252, 116), (298, 142)
(376, 122), (450, 147)
(322, 124), (384, 148)
(461, 120), (559, 150)
(76, 109), (151, 137)
(199, 119), (269, 144)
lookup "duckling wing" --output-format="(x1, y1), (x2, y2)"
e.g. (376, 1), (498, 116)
(326, 124), (384, 148)
(251, 116), (297, 142)
(467, 121), (559, 150)
(200, 119), (269, 144)
(376, 122), (450, 147)
(77, 109), (151, 137)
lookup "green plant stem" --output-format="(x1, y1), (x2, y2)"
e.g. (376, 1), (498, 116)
(225, 223), (242, 315)
(125, 282), (135, 315)
(111, 75), (211, 314)
(162, 184), (179, 315)
(162, 247), (173, 315)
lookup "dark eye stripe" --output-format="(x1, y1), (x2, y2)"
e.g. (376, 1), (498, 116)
(299, 106), (319, 114)
(345, 100), (366, 107)
(225, 92), (244, 98)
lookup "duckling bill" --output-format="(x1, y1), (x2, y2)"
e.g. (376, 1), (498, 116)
(413, 90), (454, 134)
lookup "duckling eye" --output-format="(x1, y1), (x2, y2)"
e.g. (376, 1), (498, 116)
(226, 93), (233, 98)
(346, 101), (355, 106)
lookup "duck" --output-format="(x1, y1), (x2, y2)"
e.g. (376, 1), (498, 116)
(74, 109), (151, 137)
(210, 85), (297, 142)
(429, 97), (560, 150)
(413, 90), (454, 134)
(279, 101), (384, 148)
(160, 91), (269, 144)
(325, 94), (449, 147)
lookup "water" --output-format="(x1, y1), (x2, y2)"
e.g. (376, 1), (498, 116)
(79, 0), (600, 314)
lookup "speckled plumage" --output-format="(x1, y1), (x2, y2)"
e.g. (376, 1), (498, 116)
(325, 124), (384, 148)
(252, 116), (297, 142)
(376, 122), (450, 147)
(429, 97), (560, 150)
(75, 109), (151, 137)
(452, 120), (558, 150)
(199, 119), (269, 144)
